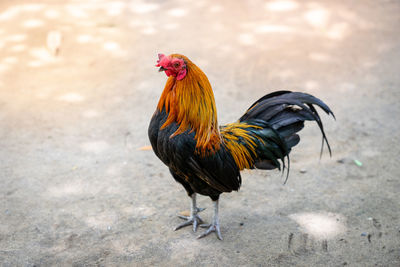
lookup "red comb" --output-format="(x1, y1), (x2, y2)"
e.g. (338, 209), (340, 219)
(156, 53), (166, 67)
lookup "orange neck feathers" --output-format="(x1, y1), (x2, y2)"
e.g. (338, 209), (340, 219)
(157, 55), (221, 154)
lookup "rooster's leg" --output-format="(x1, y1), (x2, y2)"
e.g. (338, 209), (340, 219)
(174, 193), (205, 232)
(198, 199), (222, 240)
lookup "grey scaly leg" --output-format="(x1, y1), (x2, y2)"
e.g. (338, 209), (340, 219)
(198, 199), (222, 240)
(174, 193), (205, 232)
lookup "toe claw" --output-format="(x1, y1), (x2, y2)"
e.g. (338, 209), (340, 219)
(174, 214), (205, 232)
(197, 228), (212, 239)
(193, 220), (198, 232)
(174, 220), (192, 231)
(215, 227), (223, 240)
(197, 223), (223, 240)
(197, 233), (207, 239)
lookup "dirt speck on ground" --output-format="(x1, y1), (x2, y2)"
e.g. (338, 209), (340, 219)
(0, 0), (399, 266)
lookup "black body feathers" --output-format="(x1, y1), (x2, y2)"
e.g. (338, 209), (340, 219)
(149, 90), (334, 199)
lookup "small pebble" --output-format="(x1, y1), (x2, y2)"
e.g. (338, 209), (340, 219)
(239, 222), (244, 226)
(107, 226), (112, 230)
(361, 232), (367, 236)
(300, 168), (307, 174)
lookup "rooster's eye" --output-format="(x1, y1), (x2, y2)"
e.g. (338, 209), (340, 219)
(173, 62), (180, 68)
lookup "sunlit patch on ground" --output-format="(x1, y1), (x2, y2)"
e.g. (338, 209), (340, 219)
(27, 61), (43, 67)
(104, 1), (126, 16)
(163, 23), (179, 30)
(266, 0), (299, 12)
(102, 41), (127, 56)
(82, 110), (100, 118)
(238, 33), (255, 46)
(304, 8), (330, 28)
(326, 23), (349, 40)
(58, 93), (85, 103)
(209, 5), (222, 13)
(66, 4), (89, 18)
(141, 26), (156, 35)
(76, 34), (94, 43)
(30, 47), (57, 61)
(22, 19), (44, 28)
(2, 57), (18, 64)
(167, 8), (187, 17)
(20, 4), (45, 12)
(5, 34), (27, 42)
(0, 6), (20, 20)
(9, 44), (26, 52)
(44, 9), (60, 19)
(0, 63), (10, 73)
(130, 2), (159, 14)
(289, 212), (346, 240)
(103, 42), (120, 51)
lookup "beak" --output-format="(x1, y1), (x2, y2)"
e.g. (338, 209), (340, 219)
(158, 66), (167, 72)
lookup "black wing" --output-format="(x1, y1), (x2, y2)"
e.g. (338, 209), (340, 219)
(187, 144), (241, 192)
(151, 110), (241, 193)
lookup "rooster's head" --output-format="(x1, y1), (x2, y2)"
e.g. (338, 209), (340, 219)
(156, 53), (187, 80)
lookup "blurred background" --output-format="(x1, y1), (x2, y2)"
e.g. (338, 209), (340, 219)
(0, 0), (399, 265)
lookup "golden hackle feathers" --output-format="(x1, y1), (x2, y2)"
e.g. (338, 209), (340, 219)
(157, 54), (221, 155)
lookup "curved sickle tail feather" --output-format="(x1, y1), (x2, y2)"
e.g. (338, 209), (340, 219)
(240, 90), (335, 153)
(224, 91), (335, 184)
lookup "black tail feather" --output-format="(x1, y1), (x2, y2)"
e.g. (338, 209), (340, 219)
(240, 91), (335, 122)
(278, 122), (304, 138)
(307, 103), (332, 157)
(239, 91), (334, 182)
(285, 134), (300, 148)
(284, 154), (290, 185)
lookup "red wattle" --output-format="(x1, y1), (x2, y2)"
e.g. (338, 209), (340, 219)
(176, 69), (187, 80)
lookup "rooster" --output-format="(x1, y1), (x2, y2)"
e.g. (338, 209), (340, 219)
(148, 53), (334, 240)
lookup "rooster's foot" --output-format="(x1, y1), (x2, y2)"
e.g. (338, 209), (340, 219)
(174, 209), (205, 232)
(197, 200), (222, 240)
(197, 222), (223, 240)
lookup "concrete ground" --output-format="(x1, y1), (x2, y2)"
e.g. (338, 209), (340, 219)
(1, 0), (399, 266)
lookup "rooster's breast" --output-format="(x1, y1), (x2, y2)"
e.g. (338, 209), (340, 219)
(148, 109), (196, 168)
